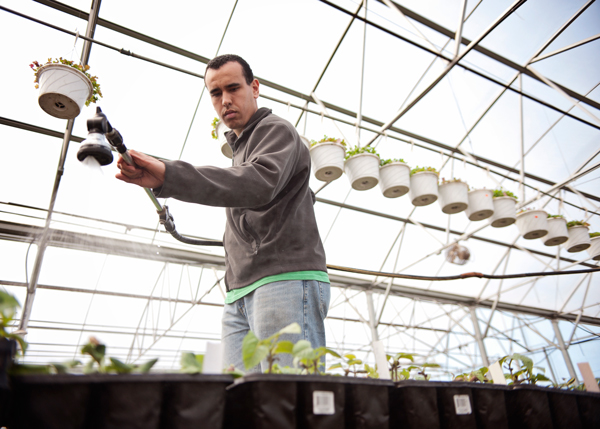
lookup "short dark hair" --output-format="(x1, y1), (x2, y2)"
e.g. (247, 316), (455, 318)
(205, 54), (254, 85)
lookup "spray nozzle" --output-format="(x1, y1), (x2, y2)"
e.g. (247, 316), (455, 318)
(77, 106), (114, 166)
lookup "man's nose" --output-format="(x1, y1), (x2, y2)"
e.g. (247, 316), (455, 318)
(222, 91), (232, 106)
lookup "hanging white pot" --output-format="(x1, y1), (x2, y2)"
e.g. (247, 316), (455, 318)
(299, 135), (310, 149)
(309, 141), (346, 182)
(515, 210), (548, 240)
(409, 171), (439, 206)
(564, 225), (591, 253)
(543, 217), (569, 246)
(36, 64), (93, 120)
(438, 181), (469, 214)
(344, 153), (380, 191)
(215, 120), (232, 159)
(490, 196), (517, 228)
(587, 236), (600, 261)
(465, 189), (494, 221)
(379, 162), (410, 198)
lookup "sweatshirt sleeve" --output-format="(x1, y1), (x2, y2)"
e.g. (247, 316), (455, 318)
(154, 117), (300, 208)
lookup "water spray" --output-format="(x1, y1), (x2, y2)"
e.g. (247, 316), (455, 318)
(77, 107), (223, 246)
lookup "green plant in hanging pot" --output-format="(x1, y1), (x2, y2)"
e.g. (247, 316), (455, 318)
(410, 166), (438, 176)
(543, 214), (569, 246)
(309, 136), (347, 182)
(211, 117), (232, 159)
(211, 117), (220, 140)
(380, 157), (405, 167)
(379, 158), (410, 198)
(437, 177), (469, 214)
(490, 188), (518, 228)
(492, 188), (518, 200)
(409, 166), (439, 207)
(588, 232), (600, 261)
(515, 207), (549, 240)
(309, 135), (347, 148)
(466, 187), (495, 222)
(344, 145), (381, 191)
(31, 57), (102, 120)
(564, 220), (591, 253)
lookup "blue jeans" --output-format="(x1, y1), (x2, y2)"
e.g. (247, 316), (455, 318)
(221, 280), (330, 373)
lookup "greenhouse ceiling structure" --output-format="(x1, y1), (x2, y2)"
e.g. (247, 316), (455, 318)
(0, 0), (599, 382)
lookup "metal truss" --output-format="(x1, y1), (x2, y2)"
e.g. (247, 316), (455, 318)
(1, 0), (598, 381)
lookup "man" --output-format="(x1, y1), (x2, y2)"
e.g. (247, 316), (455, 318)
(116, 54), (330, 372)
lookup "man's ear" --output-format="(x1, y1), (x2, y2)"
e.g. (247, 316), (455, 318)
(252, 79), (260, 99)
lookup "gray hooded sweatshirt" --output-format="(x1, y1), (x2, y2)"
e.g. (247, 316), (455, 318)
(154, 107), (327, 291)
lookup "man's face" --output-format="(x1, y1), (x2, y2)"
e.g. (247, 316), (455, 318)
(205, 61), (259, 136)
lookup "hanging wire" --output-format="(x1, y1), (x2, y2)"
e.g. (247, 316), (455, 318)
(177, 0), (239, 160)
(326, 264), (600, 281)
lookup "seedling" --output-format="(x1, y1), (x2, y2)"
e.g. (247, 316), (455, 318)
(292, 340), (340, 374)
(328, 353), (368, 377)
(454, 367), (491, 383)
(386, 352), (415, 381)
(241, 322), (301, 373)
(180, 351), (204, 374)
(500, 353), (550, 385)
(81, 337), (157, 374)
(0, 290), (27, 355)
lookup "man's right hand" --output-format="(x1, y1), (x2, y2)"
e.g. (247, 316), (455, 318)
(115, 150), (165, 189)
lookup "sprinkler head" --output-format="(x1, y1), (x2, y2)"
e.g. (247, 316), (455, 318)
(77, 107), (114, 166)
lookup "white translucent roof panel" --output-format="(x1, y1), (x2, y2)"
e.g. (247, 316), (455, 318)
(0, 0), (598, 381)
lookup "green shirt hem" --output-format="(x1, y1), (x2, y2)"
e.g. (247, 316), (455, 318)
(225, 271), (330, 304)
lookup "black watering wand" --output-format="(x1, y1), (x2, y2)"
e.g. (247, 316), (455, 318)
(77, 107), (223, 246)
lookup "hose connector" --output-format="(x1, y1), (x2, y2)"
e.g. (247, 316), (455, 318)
(157, 205), (176, 233)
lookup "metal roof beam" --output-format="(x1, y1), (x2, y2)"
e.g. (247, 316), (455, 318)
(1, 220), (598, 326)
(9, 3), (599, 202)
(375, 0), (600, 112)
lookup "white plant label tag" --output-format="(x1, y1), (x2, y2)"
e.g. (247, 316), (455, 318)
(453, 394), (472, 415)
(202, 342), (223, 374)
(372, 340), (391, 380)
(577, 362), (600, 393)
(313, 391), (335, 415)
(489, 360), (507, 385)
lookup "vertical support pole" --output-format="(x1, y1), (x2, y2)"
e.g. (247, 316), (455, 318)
(542, 348), (558, 384)
(366, 290), (379, 342)
(470, 307), (489, 367)
(18, 0), (103, 333)
(551, 319), (579, 383)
